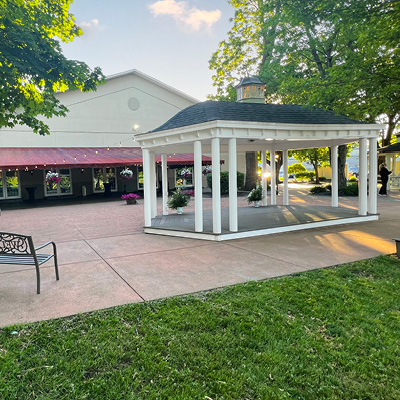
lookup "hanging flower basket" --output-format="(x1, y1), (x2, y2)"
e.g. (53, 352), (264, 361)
(180, 168), (192, 178)
(45, 170), (61, 184)
(120, 168), (133, 180)
(203, 165), (212, 175)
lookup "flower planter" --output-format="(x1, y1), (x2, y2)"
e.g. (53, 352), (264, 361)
(177, 207), (183, 215)
(254, 201), (260, 208)
(126, 199), (137, 205)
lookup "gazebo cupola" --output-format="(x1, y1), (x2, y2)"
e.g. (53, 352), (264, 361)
(235, 76), (266, 103)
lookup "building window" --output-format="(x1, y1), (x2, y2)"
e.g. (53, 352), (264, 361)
(0, 170), (21, 199)
(137, 167), (143, 189)
(137, 166), (159, 190)
(44, 168), (72, 196)
(93, 167), (117, 193)
(175, 167), (193, 187)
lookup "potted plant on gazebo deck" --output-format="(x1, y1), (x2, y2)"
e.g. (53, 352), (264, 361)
(167, 189), (190, 214)
(247, 185), (263, 207)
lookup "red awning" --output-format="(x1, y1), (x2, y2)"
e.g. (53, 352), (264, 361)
(0, 147), (214, 170)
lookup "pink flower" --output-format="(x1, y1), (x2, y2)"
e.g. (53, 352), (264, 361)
(121, 193), (140, 200)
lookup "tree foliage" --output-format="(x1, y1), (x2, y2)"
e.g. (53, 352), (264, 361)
(0, 0), (104, 135)
(209, 0), (399, 146)
(291, 148), (330, 184)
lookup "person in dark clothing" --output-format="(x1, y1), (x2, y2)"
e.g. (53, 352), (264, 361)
(379, 163), (392, 195)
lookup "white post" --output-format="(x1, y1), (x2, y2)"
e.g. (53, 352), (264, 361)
(142, 149), (152, 227)
(359, 138), (368, 216)
(282, 149), (289, 205)
(261, 150), (268, 206)
(271, 150), (277, 205)
(229, 138), (238, 232)
(331, 145), (338, 207)
(149, 151), (157, 218)
(368, 138), (378, 214)
(211, 137), (221, 234)
(194, 140), (203, 232)
(161, 154), (168, 215)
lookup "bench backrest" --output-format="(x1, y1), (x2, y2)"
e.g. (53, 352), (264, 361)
(0, 232), (34, 255)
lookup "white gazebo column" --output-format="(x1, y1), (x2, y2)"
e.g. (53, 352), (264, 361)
(194, 140), (203, 232)
(228, 138), (238, 232)
(142, 149), (152, 227)
(149, 151), (157, 218)
(358, 138), (368, 216)
(282, 149), (289, 205)
(270, 150), (277, 205)
(261, 150), (268, 206)
(211, 137), (222, 234)
(331, 145), (338, 207)
(368, 138), (378, 214)
(161, 154), (168, 215)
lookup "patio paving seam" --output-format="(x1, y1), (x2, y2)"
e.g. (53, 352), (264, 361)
(97, 241), (219, 260)
(224, 241), (309, 271)
(83, 239), (146, 302)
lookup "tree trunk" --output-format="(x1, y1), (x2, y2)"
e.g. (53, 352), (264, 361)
(338, 145), (347, 190)
(244, 151), (258, 190)
(382, 114), (398, 147)
(314, 162), (320, 183)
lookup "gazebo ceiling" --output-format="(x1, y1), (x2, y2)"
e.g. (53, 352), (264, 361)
(134, 101), (383, 153)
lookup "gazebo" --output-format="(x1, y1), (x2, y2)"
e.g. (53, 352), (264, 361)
(134, 97), (384, 241)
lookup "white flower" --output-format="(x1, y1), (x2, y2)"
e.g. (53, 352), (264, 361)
(120, 168), (133, 179)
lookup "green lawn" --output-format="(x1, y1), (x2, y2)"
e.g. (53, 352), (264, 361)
(1, 255), (400, 400)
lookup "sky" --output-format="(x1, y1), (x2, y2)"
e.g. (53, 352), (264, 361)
(61, 0), (235, 101)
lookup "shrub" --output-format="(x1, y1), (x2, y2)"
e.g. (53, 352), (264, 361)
(309, 185), (329, 194)
(319, 177), (327, 182)
(339, 183), (358, 196)
(288, 162), (307, 175)
(207, 171), (244, 194)
(295, 171), (315, 181)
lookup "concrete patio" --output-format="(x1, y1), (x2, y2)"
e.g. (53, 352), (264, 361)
(0, 184), (399, 327)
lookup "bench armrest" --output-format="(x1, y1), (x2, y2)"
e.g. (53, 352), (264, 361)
(35, 241), (56, 252)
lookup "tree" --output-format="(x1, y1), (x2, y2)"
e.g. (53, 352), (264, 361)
(209, 0), (400, 187)
(0, 0), (104, 135)
(292, 148), (330, 184)
(244, 151), (259, 190)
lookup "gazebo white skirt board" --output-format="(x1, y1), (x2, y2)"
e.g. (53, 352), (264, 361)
(135, 119), (383, 241)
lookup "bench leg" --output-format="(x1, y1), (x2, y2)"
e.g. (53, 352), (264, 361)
(53, 242), (59, 280)
(34, 262), (40, 294)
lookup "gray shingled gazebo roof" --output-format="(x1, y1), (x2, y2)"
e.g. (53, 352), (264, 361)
(151, 101), (364, 133)
(136, 100), (382, 155)
(378, 142), (400, 153)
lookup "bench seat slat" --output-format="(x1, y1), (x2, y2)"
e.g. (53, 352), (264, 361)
(0, 254), (54, 265)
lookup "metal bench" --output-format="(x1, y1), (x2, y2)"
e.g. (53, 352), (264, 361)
(0, 232), (59, 294)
